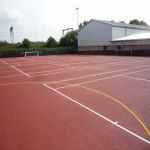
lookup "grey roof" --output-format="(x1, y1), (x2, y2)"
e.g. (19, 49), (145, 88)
(78, 19), (150, 32)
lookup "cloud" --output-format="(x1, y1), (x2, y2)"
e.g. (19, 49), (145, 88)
(0, 8), (24, 23)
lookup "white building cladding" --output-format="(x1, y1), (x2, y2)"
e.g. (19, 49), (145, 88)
(78, 19), (150, 47)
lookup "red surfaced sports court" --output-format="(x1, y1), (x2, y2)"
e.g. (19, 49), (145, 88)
(0, 55), (150, 149)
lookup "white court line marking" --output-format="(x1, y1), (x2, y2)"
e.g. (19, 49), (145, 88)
(29, 59), (144, 75)
(122, 75), (150, 82)
(25, 58), (38, 62)
(11, 66), (30, 77)
(43, 84), (150, 145)
(13, 57), (138, 67)
(1, 59), (30, 77)
(1, 60), (8, 65)
(55, 68), (150, 89)
(26, 60), (125, 74)
(16, 58), (120, 67)
(31, 61), (150, 77)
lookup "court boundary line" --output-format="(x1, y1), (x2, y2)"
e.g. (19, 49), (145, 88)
(10, 66), (30, 77)
(0, 59), (30, 78)
(54, 82), (150, 136)
(1, 60), (8, 65)
(43, 84), (150, 145)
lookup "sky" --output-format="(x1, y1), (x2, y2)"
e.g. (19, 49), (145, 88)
(0, 0), (150, 43)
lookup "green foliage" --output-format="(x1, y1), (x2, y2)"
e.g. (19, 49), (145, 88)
(78, 21), (88, 29)
(46, 36), (58, 48)
(59, 30), (77, 48)
(59, 37), (67, 47)
(119, 21), (125, 23)
(129, 19), (149, 26)
(30, 41), (46, 48)
(139, 20), (149, 26)
(22, 38), (30, 48)
(129, 19), (140, 25)
(0, 41), (9, 46)
(0, 47), (75, 57)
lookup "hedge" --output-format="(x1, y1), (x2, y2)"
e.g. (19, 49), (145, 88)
(0, 47), (78, 58)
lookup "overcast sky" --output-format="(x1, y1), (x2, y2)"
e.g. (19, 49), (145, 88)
(0, 0), (150, 43)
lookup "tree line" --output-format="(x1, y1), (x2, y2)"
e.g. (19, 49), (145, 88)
(0, 29), (78, 49)
(111, 19), (149, 27)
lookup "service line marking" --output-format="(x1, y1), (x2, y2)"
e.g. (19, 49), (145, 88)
(29, 58), (150, 77)
(43, 84), (150, 144)
(1, 66), (150, 85)
(55, 68), (150, 90)
(121, 75), (150, 82)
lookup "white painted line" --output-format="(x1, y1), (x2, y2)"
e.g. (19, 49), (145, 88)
(43, 84), (150, 145)
(29, 59), (141, 75)
(55, 68), (150, 89)
(122, 75), (150, 82)
(55, 75), (122, 89)
(1, 60), (8, 65)
(11, 66), (30, 77)
(31, 64), (136, 81)
(31, 60), (150, 77)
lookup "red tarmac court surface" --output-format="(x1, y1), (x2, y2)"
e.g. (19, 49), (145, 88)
(0, 55), (150, 150)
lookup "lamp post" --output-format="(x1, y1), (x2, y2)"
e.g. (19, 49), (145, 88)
(75, 8), (79, 29)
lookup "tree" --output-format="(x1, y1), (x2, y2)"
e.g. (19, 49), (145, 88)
(119, 21), (125, 23)
(22, 38), (30, 48)
(78, 21), (88, 29)
(139, 20), (149, 26)
(129, 19), (140, 25)
(46, 36), (58, 48)
(79, 23), (83, 29)
(59, 30), (78, 48)
(59, 37), (67, 47)
(129, 19), (149, 26)
(83, 20), (88, 26)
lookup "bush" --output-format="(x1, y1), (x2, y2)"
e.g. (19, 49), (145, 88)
(0, 47), (77, 57)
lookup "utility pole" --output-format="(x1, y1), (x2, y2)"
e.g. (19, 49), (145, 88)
(75, 8), (79, 29)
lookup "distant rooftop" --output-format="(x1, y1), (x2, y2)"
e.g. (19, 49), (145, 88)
(92, 19), (150, 30)
(78, 19), (150, 32)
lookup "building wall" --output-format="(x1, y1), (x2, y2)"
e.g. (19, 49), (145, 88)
(78, 20), (112, 46)
(78, 20), (150, 50)
(112, 27), (125, 40)
(78, 44), (150, 51)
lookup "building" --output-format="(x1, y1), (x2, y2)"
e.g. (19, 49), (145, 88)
(78, 19), (150, 55)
